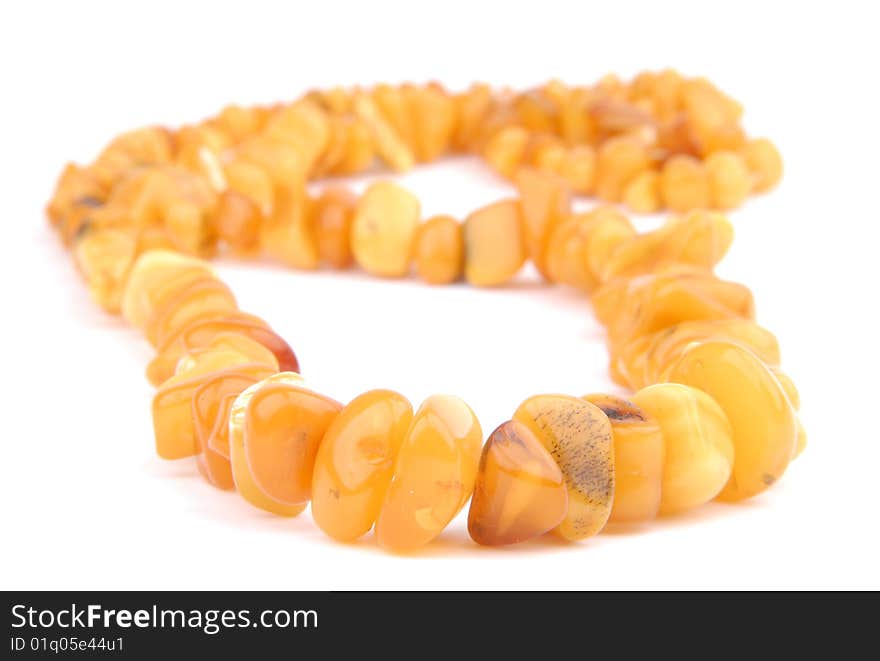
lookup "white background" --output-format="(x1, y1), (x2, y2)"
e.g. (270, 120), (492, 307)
(1, 1), (878, 590)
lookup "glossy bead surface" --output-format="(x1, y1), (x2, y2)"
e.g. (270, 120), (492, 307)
(413, 215), (463, 284)
(632, 383), (734, 513)
(468, 420), (567, 546)
(513, 395), (614, 540)
(351, 181), (420, 277)
(311, 390), (413, 542)
(515, 167), (571, 276)
(668, 341), (797, 501)
(583, 394), (663, 523)
(375, 395), (482, 552)
(463, 199), (525, 286)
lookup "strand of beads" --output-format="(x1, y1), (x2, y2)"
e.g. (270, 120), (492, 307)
(46, 73), (801, 552)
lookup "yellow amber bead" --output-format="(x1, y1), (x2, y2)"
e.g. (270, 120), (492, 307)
(413, 215), (463, 285)
(311, 390), (413, 542)
(660, 155), (711, 212)
(121, 250), (214, 333)
(622, 169), (661, 213)
(583, 394), (663, 523)
(483, 126), (530, 179)
(581, 206), (636, 280)
(351, 181), (420, 277)
(467, 420), (568, 546)
(515, 167), (571, 277)
(741, 138), (783, 192)
(223, 160), (274, 217)
(558, 145), (596, 195)
(146, 276), (238, 348)
(544, 213), (599, 291)
(668, 341), (797, 500)
(228, 373), (309, 516)
(375, 395), (482, 552)
(353, 93), (415, 172)
(313, 186), (356, 268)
(513, 395), (614, 541)
(73, 228), (138, 312)
(174, 332), (278, 376)
(452, 84), (492, 152)
(463, 199), (525, 286)
(632, 383), (734, 514)
(595, 136), (652, 202)
(261, 185), (320, 270)
(705, 151), (751, 210)
(410, 84), (456, 162)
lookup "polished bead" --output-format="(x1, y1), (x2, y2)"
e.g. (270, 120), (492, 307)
(583, 394), (663, 523)
(660, 155), (711, 212)
(705, 151), (751, 210)
(353, 93), (415, 171)
(192, 368), (275, 488)
(595, 136), (651, 202)
(243, 382), (342, 506)
(228, 373), (309, 516)
(351, 181), (420, 277)
(410, 84), (456, 162)
(468, 420), (567, 546)
(741, 138), (783, 192)
(632, 383), (734, 513)
(483, 126), (530, 179)
(375, 395), (482, 552)
(414, 215), (463, 285)
(73, 228), (138, 312)
(513, 395), (614, 540)
(147, 311), (298, 386)
(174, 332), (278, 376)
(311, 390), (413, 542)
(313, 187), (356, 268)
(261, 184), (319, 269)
(215, 189), (261, 255)
(147, 276), (238, 347)
(544, 213), (599, 291)
(515, 167), (571, 277)
(463, 199), (525, 286)
(622, 169), (661, 213)
(668, 341), (797, 500)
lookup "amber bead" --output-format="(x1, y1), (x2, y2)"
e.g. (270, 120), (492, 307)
(452, 84), (492, 152)
(147, 311), (298, 386)
(243, 382), (342, 506)
(544, 214), (599, 291)
(413, 215), (463, 284)
(632, 383), (734, 513)
(353, 93), (414, 172)
(223, 160), (274, 216)
(468, 420), (568, 546)
(121, 250), (214, 333)
(153, 359), (272, 460)
(351, 181), (420, 277)
(215, 189), (261, 254)
(463, 199), (525, 286)
(192, 369), (274, 489)
(313, 187), (356, 268)
(704, 151), (751, 210)
(668, 341), (797, 501)
(146, 276), (238, 347)
(410, 84), (456, 162)
(175, 332), (278, 377)
(375, 396), (482, 552)
(483, 126), (530, 178)
(622, 170), (661, 213)
(515, 167), (571, 277)
(311, 390), (413, 542)
(660, 155), (711, 212)
(513, 395), (614, 541)
(73, 228), (138, 312)
(228, 373), (309, 516)
(741, 138), (783, 192)
(583, 394), (663, 523)
(261, 185), (319, 270)
(595, 136), (652, 202)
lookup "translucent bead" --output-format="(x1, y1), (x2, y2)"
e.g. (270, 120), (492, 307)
(174, 332), (278, 377)
(463, 199), (525, 286)
(660, 155), (710, 212)
(192, 369), (275, 488)
(513, 395), (614, 541)
(583, 394), (663, 523)
(242, 382), (342, 506)
(558, 145), (596, 195)
(741, 138), (783, 192)
(351, 181), (420, 277)
(214, 190), (261, 255)
(622, 170), (661, 213)
(223, 161), (274, 217)
(410, 84), (456, 162)
(632, 383), (734, 513)
(704, 151), (751, 210)
(146, 276), (238, 347)
(228, 373), (309, 516)
(483, 126), (530, 179)
(515, 167), (571, 277)
(313, 187), (356, 268)
(595, 136), (652, 202)
(353, 93), (415, 172)
(544, 213), (599, 291)
(261, 184), (319, 270)
(468, 420), (567, 546)
(73, 228), (138, 312)
(668, 341), (797, 500)
(452, 84), (492, 152)
(311, 390), (413, 542)
(375, 395), (482, 552)
(147, 311), (298, 386)
(414, 215), (463, 285)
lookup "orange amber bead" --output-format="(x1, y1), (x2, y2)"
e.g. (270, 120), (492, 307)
(515, 167), (571, 277)
(595, 136), (652, 202)
(261, 184), (319, 270)
(243, 382), (342, 506)
(215, 189), (261, 254)
(311, 390), (413, 542)
(583, 394), (663, 523)
(375, 395), (482, 552)
(413, 215), (463, 285)
(146, 276), (238, 347)
(513, 395), (614, 541)
(668, 341), (797, 501)
(313, 187), (356, 268)
(351, 181), (420, 277)
(467, 420), (567, 546)
(660, 155), (711, 212)
(741, 138), (783, 192)
(463, 199), (525, 286)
